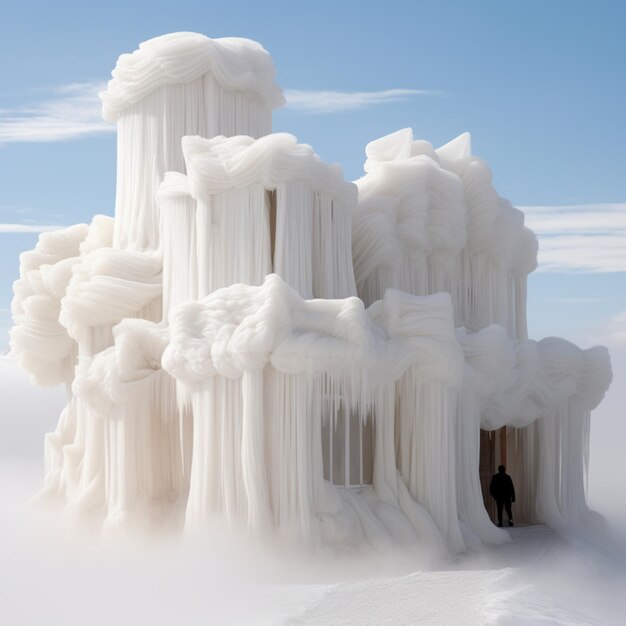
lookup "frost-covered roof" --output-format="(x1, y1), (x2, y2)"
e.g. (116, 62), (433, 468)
(100, 32), (285, 122)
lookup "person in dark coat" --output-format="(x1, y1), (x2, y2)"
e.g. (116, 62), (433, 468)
(489, 464), (515, 527)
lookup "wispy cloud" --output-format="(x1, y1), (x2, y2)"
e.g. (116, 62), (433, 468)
(0, 82), (442, 142)
(283, 88), (442, 113)
(586, 309), (626, 347)
(520, 203), (626, 273)
(607, 310), (626, 344)
(0, 224), (65, 234)
(542, 298), (608, 304)
(0, 206), (67, 233)
(0, 82), (112, 144)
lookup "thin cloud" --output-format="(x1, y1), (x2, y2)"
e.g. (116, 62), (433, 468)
(520, 203), (626, 273)
(0, 224), (66, 234)
(0, 205), (32, 215)
(542, 298), (607, 304)
(0, 82), (443, 141)
(586, 309), (626, 347)
(283, 88), (442, 113)
(0, 206), (68, 230)
(607, 310), (626, 344)
(0, 82), (113, 144)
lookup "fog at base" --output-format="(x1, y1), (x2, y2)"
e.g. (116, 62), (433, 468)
(1, 355), (625, 624)
(1, 467), (625, 625)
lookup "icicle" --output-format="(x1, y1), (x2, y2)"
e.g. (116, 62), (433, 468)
(241, 369), (271, 532)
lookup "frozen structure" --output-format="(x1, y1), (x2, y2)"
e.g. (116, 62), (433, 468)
(11, 33), (612, 553)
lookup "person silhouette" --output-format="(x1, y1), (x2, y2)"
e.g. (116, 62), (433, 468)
(489, 464), (515, 527)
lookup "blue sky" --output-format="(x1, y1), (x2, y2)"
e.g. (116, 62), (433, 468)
(0, 0), (625, 348)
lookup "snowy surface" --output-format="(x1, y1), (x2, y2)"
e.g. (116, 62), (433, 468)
(0, 358), (625, 625)
(1, 462), (625, 625)
(267, 526), (626, 625)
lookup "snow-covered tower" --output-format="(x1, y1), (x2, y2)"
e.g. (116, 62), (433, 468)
(159, 132), (357, 306)
(101, 32), (284, 251)
(352, 128), (537, 338)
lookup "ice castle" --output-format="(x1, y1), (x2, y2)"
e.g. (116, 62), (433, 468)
(10, 33), (612, 553)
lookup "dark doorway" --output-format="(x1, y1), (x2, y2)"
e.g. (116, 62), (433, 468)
(479, 429), (495, 521)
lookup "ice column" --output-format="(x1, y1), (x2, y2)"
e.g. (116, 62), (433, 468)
(160, 133), (358, 300)
(100, 32), (284, 251)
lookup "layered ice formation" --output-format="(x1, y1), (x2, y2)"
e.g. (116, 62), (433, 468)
(10, 32), (612, 554)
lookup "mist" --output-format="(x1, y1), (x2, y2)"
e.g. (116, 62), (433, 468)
(1, 353), (625, 624)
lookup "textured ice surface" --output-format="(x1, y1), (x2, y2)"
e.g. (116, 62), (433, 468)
(10, 32), (612, 555)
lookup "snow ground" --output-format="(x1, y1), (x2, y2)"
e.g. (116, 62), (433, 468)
(268, 525), (626, 625)
(1, 462), (625, 626)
